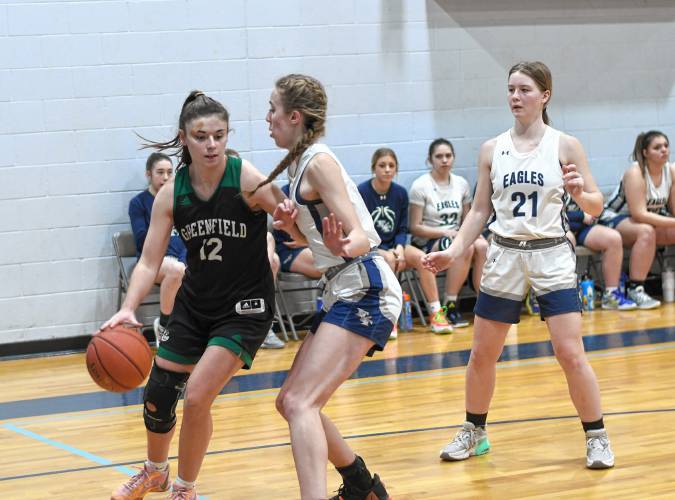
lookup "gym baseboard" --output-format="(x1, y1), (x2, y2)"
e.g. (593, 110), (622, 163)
(0, 328), (156, 360)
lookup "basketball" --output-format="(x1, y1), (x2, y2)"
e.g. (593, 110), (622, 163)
(86, 326), (153, 392)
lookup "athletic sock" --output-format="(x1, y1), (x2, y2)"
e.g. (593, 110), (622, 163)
(429, 301), (442, 314)
(466, 411), (488, 429)
(444, 294), (458, 304)
(628, 280), (644, 290)
(336, 455), (373, 490)
(174, 476), (196, 490)
(604, 286), (617, 294)
(146, 459), (168, 472)
(582, 418), (604, 432)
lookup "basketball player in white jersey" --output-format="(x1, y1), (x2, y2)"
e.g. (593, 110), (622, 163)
(424, 61), (614, 469)
(257, 74), (401, 500)
(600, 130), (674, 308)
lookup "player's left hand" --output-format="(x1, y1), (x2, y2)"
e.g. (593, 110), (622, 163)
(322, 212), (352, 257)
(422, 251), (454, 274)
(563, 163), (584, 197)
(272, 199), (298, 233)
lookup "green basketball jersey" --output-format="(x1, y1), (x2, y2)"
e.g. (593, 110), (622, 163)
(173, 156), (273, 316)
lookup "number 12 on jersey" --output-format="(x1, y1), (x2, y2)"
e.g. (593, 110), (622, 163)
(199, 237), (223, 261)
(511, 191), (538, 217)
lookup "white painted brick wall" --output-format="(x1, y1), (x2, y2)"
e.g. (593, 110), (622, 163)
(1, 1), (674, 345)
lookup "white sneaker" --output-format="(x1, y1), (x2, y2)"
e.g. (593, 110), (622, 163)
(627, 285), (661, 310)
(586, 429), (614, 469)
(440, 421), (490, 461)
(389, 324), (398, 339)
(261, 329), (285, 349)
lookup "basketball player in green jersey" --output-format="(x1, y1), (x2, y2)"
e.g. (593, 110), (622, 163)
(101, 91), (303, 500)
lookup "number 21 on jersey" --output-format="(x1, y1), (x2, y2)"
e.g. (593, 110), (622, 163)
(511, 191), (538, 217)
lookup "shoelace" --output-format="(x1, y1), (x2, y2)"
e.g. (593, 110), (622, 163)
(587, 435), (609, 451)
(122, 467), (151, 492)
(454, 428), (474, 448)
(631, 286), (651, 303)
(171, 486), (195, 500)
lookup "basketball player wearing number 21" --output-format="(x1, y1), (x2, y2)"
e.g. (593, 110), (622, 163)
(98, 91), (303, 500)
(424, 61), (615, 470)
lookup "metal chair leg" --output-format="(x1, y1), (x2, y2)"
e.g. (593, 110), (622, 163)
(276, 285), (299, 341)
(274, 297), (289, 342)
(404, 269), (427, 326)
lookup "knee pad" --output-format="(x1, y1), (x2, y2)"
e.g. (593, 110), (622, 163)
(143, 363), (189, 434)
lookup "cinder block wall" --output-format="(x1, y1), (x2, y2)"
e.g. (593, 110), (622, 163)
(1, 0), (674, 344)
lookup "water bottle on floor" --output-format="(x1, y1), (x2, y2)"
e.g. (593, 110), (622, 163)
(399, 292), (413, 331)
(580, 275), (595, 311)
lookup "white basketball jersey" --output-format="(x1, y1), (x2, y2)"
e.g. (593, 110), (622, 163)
(288, 143), (381, 271)
(605, 162), (672, 216)
(409, 172), (472, 248)
(488, 126), (566, 240)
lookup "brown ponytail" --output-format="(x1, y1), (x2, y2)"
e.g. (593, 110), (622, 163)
(139, 90), (230, 169)
(632, 130), (669, 174)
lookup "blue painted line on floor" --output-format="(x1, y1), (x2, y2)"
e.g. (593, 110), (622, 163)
(1, 326), (674, 421)
(1, 423), (137, 476)
(1, 423), (211, 499)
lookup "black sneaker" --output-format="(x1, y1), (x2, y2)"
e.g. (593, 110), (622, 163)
(330, 474), (391, 500)
(445, 301), (469, 328)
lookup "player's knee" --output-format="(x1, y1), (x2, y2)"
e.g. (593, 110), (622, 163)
(275, 392), (287, 419)
(143, 363), (189, 434)
(554, 346), (586, 373)
(636, 224), (656, 244)
(167, 261), (186, 281)
(276, 390), (310, 421)
(469, 344), (499, 367)
(381, 251), (396, 270)
(606, 230), (622, 250)
(475, 238), (489, 255)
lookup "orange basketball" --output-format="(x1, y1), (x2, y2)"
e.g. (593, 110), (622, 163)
(86, 325), (153, 392)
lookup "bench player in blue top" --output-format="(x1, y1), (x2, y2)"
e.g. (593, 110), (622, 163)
(128, 152), (187, 344)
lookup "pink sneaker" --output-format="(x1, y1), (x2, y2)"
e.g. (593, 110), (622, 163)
(110, 464), (169, 499)
(169, 483), (197, 500)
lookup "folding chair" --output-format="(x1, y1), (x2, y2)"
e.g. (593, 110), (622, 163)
(275, 272), (323, 341)
(112, 230), (160, 328)
(398, 269), (428, 326)
(575, 245), (601, 283)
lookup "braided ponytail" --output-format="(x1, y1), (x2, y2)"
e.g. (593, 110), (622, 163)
(252, 74), (327, 194)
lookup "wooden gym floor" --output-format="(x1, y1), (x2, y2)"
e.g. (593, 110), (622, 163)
(1, 305), (675, 499)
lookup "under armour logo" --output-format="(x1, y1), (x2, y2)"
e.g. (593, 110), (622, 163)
(356, 308), (373, 327)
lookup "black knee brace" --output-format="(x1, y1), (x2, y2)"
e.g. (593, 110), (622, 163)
(143, 363), (189, 434)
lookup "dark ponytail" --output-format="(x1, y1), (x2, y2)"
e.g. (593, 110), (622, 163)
(632, 130), (669, 174)
(140, 90), (230, 169)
